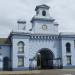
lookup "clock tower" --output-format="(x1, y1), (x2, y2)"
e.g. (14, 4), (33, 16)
(31, 4), (59, 34)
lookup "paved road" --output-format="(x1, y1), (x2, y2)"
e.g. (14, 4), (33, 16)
(39, 69), (75, 75)
(0, 69), (75, 75)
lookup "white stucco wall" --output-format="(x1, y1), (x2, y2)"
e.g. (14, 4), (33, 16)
(29, 38), (60, 60)
(0, 45), (11, 70)
(31, 4), (58, 34)
(32, 20), (58, 34)
(11, 34), (61, 69)
(12, 35), (29, 70)
(61, 37), (75, 68)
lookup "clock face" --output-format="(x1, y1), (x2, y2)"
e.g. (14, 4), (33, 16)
(42, 25), (47, 30)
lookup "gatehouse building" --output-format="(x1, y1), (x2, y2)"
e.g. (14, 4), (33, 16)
(0, 4), (75, 70)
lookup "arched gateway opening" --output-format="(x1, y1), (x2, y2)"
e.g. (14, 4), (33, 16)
(37, 48), (54, 69)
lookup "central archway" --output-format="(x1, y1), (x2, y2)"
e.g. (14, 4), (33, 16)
(37, 48), (54, 69)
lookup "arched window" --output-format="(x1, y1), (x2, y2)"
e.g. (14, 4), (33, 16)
(66, 43), (71, 53)
(18, 41), (24, 53)
(42, 10), (46, 16)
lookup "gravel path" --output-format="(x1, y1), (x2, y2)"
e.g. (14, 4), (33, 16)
(0, 69), (75, 75)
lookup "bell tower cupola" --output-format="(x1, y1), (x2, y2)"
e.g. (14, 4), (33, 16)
(31, 4), (59, 34)
(35, 4), (50, 17)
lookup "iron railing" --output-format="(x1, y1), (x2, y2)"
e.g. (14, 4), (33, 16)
(29, 58), (63, 70)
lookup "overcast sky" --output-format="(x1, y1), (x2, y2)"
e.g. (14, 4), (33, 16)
(0, 0), (75, 37)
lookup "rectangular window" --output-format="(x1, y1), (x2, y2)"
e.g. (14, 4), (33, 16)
(66, 47), (71, 53)
(66, 56), (71, 65)
(0, 46), (1, 49)
(0, 46), (2, 55)
(18, 47), (24, 53)
(18, 56), (24, 67)
(74, 40), (75, 48)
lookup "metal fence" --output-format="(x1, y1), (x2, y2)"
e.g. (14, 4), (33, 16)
(29, 58), (63, 70)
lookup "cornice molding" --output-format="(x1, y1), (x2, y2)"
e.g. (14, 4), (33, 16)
(10, 32), (75, 38)
(30, 35), (59, 40)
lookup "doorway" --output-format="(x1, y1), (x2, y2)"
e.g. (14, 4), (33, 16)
(3, 57), (10, 70)
(37, 48), (54, 69)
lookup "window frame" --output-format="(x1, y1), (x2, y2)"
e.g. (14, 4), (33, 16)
(66, 55), (71, 65)
(17, 41), (24, 53)
(66, 43), (71, 53)
(18, 56), (24, 67)
(74, 40), (75, 48)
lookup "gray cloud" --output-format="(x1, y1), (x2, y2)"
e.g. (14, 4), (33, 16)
(0, 0), (75, 37)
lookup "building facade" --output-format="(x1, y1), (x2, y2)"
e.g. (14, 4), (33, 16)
(0, 4), (75, 70)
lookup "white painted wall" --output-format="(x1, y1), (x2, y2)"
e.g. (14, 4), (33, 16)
(32, 21), (58, 34)
(0, 45), (11, 70)
(61, 37), (75, 68)
(12, 35), (29, 70)
(31, 5), (58, 34)
(29, 39), (59, 60)
(11, 34), (61, 69)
